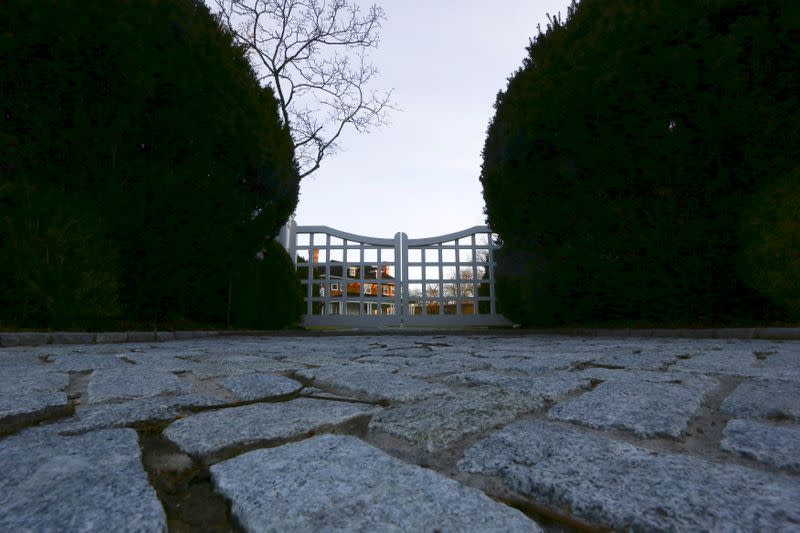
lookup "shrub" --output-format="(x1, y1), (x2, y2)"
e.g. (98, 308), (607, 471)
(481, 0), (799, 325)
(1, 0), (301, 328)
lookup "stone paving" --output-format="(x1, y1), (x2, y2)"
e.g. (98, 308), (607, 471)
(2, 333), (800, 531)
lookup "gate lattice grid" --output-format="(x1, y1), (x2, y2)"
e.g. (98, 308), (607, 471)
(279, 220), (511, 327)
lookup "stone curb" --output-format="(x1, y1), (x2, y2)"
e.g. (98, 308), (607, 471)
(0, 330), (222, 348)
(524, 327), (800, 340)
(2, 327), (800, 347)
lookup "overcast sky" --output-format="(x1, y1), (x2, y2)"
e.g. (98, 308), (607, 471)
(294, 0), (571, 239)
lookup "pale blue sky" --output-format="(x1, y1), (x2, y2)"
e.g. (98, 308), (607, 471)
(294, 0), (571, 239)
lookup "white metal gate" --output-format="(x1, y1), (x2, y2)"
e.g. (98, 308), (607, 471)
(279, 220), (511, 327)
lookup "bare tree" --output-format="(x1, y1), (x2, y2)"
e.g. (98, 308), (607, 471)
(444, 269), (476, 299)
(407, 284), (439, 299)
(212, 0), (394, 178)
(425, 284), (441, 299)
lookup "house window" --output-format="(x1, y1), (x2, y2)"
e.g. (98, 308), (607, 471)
(348, 266), (357, 277)
(382, 284), (391, 296)
(330, 283), (339, 292)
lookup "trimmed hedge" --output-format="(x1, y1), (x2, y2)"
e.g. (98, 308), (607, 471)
(481, 0), (800, 325)
(1, 0), (301, 328)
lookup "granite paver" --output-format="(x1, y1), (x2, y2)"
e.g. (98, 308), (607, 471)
(670, 343), (788, 378)
(369, 387), (543, 451)
(394, 355), (492, 378)
(211, 434), (540, 532)
(50, 352), (131, 372)
(721, 419), (800, 472)
(548, 373), (718, 438)
(459, 419), (800, 531)
(588, 343), (685, 370)
(163, 398), (378, 463)
(88, 367), (191, 404)
(2, 333), (799, 531)
(51, 394), (222, 435)
(189, 354), (302, 379)
(484, 351), (595, 373)
(0, 428), (166, 532)
(443, 370), (592, 400)
(720, 379), (800, 421)
(0, 363), (70, 432)
(296, 364), (450, 402)
(218, 373), (302, 401)
(0, 390), (70, 434)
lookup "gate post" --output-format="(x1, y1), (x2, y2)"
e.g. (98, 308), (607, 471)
(394, 232), (407, 325)
(278, 217), (297, 264)
(487, 231), (496, 315)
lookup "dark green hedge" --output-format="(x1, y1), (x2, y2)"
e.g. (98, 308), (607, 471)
(481, 0), (800, 325)
(1, 0), (301, 329)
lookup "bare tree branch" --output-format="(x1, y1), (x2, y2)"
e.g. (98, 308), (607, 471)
(444, 269), (477, 299)
(212, 0), (395, 178)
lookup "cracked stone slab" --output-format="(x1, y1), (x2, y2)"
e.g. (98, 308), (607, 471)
(444, 371), (592, 401)
(486, 353), (594, 374)
(0, 363), (69, 391)
(117, 352), (196, 372)
(589, 347), (685, 370)
(163, 398), (378, 463)
(210, 434), (540, 533)
(285, 355), (364, 370)
(218, 373), (302, 401)
(51, 353), (130, 372)
(0, 366), (70, 432)
(0, 390), (70, 433)
(459, 419), (800, 531)
(761, 349), (800, 379)
(720, 380), (800, 421)
(296, 364), (450, 402)
(394, 356), (492, 378)
(190, 355), (301, 379)
(88, 368), (190, 404)
(368, 387), (543, 451)
(548, 374), (717, 438)
(670, 345), (786, 378)
(0, 428), (166, 532)
(51, 394), (220, 436)
(350, 355), (418, 368)
(300, 386), (354, 400)
(721, 419), (800, 472)
(571, 367), (669, 382)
